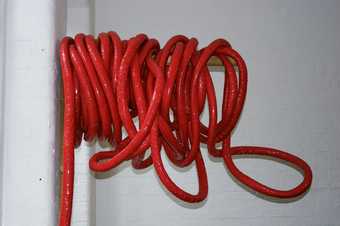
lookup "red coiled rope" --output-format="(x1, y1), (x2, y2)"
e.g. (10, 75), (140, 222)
(59, 32), (312, 226)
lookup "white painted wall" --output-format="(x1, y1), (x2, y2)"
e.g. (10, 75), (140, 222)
(66, 1), (96, 225)
(1, 0), (66, 225)
(93, 0), (340, 226)
(2, 0), (337, 225)
(0, 0), (6, 224)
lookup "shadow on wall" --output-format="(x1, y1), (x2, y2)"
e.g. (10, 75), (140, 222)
(94, 143), (309, 210)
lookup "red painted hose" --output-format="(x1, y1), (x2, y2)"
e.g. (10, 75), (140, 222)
(58, 32), (312, 226)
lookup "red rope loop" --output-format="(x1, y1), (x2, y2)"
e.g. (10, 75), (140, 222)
(58, 32), (312, 226)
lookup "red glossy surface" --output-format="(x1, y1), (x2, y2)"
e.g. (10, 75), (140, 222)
(58, 32), (312, 226)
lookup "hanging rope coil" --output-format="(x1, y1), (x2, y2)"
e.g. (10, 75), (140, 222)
(59, 32), (312, 226)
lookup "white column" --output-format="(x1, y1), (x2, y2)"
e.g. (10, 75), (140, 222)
(0, 0), (7, 225)
(1, 0), (66, 225)
(67, 1), (96, 225)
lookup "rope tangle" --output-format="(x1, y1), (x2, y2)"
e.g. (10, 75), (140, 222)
(59, 32), (313, 226)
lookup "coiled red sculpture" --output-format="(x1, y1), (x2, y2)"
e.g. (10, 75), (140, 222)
(59, 32), (312, 226)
